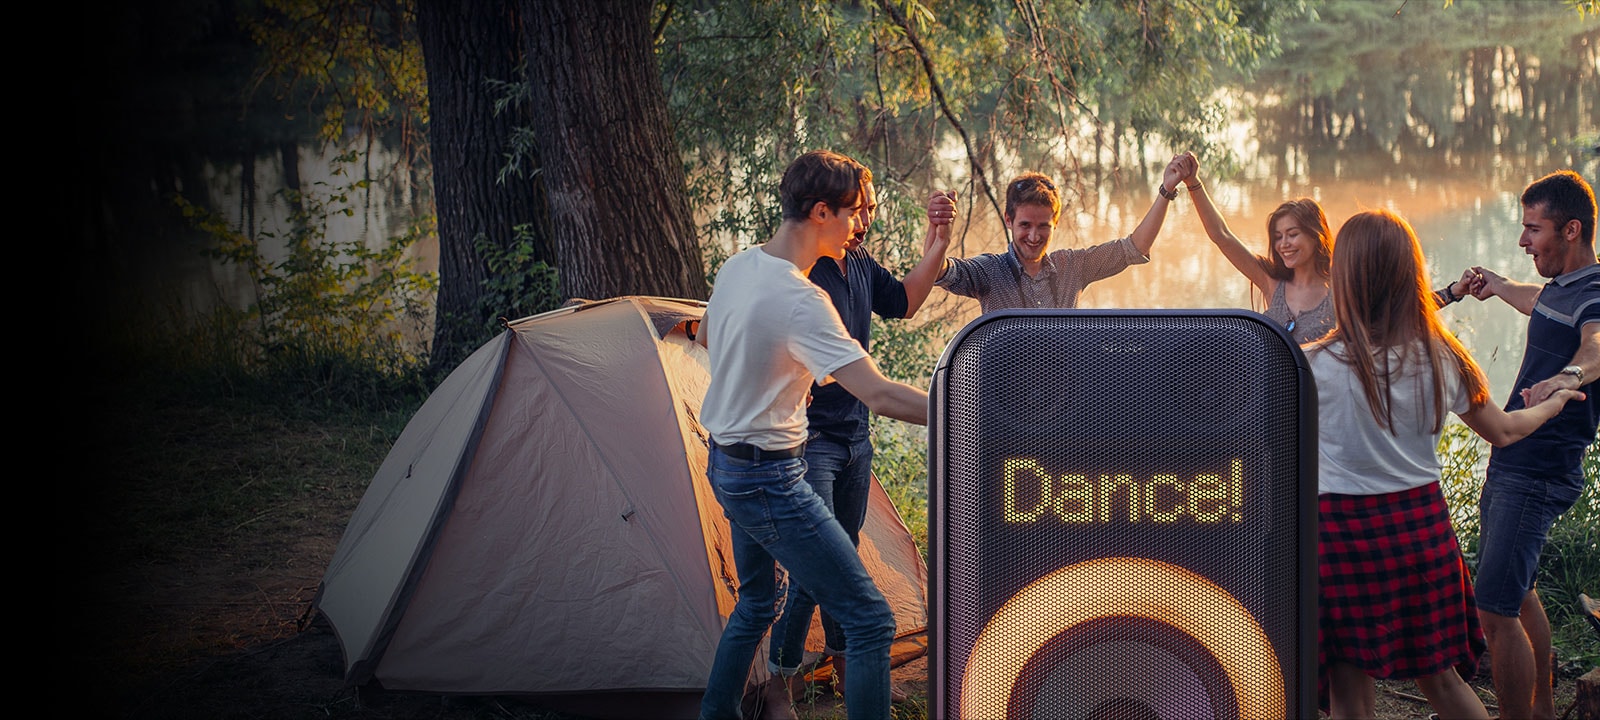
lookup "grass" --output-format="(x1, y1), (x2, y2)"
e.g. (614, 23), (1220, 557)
(84, 371), (419, 565)
(85, 310), (1597, 719)
(1440, 423), (1600, 674)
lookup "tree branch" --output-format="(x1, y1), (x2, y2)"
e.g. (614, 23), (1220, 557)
(653, 0), (677, 45)
(873, 0), (1003, 229)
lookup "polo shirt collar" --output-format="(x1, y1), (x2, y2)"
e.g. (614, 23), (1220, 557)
(1552, 262), (1599, 287)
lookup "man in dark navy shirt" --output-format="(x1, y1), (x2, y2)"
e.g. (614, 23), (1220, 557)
(1465, 169), (1597, 720)
(766, 180), (956, 701)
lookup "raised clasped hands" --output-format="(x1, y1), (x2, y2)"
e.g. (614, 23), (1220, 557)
(1174, 151), (1199, 186)
(1163, 153), (1195, 192)
(926, 190), (958, 250)
(927, 190), (958, 226)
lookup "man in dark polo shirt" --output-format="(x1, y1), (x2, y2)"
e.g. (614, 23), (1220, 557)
(1467, 169), (1598, 720)
(766, 180), (956, 700)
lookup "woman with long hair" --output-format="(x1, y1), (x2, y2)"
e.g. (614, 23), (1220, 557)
(1309, 209), (1585, 720)
(1182, 153), (1336, 344)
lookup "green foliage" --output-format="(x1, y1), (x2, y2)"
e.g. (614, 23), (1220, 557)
(661, 0), (1302, 265)
(171, 150), (437, 405)
(488, 64), (541, 186)
(872, 419), (931, 555)
(1545, 444), (1600, 670)
(1439, 424), (1600, 671)
(475, 223), (563, 324)
(1249, 0), (1597, 146)
(1439, 422), (1492, 547)
(247, 0), (427, 151)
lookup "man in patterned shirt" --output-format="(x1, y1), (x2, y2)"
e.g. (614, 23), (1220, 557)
(936, 155), (1192, 312)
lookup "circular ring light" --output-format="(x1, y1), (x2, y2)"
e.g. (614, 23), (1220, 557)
(960, 557), (1283, 719)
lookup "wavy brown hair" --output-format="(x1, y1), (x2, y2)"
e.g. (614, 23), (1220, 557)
(1322, 209), (1489, 434)
(1004, 172), (1062, 221)
(1262, 198), (1333, 282)
(779, 150), (871, 221)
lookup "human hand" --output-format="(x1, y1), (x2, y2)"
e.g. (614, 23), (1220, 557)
(1162, 154), (1188, 192)
(927, 190), (957, 226)
(1453, 267), (1485, 300)
(1176, 151), (1199, 185)
(1520, 383), (1585, 410)
(926, 190), (957, 249)
(1470, 266), (1506, 300)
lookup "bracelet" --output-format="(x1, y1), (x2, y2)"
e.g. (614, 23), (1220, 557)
(1186, 181), (1203, 192)
(1157, 184), (1178, 201)
(1440, 284), (1458, 304)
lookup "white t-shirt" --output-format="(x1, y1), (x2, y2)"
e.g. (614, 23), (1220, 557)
(1309, 340), (1472, 496)
(701, 246), (869, 450)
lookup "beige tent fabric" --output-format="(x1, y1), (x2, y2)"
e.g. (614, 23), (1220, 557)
(314, 296), (928, 709)
(316, 331), (511, 674)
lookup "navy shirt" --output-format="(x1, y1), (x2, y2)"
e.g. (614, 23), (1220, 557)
(806, 247), (910, 440)
(1490, 263), (1600, 486)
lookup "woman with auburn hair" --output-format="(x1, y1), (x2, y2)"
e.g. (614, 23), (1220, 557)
(1181, 152), (1336, 343)
(1309, 209), (1585, 719)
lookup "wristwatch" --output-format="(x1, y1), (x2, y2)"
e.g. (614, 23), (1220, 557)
(1558, 365), (1584, 385)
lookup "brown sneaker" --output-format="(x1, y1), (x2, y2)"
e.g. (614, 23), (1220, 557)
(748, 675), (798, 720)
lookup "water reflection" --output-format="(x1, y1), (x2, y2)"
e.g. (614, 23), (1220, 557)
(915, 20), (1597, 402)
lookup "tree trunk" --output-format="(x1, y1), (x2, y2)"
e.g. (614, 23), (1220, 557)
(417, 0), (556, 373)
(519, 0), (707, 302)
(1578, 667), (1600, 720)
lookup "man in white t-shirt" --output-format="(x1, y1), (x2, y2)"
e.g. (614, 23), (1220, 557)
(697, 150), (929, 720)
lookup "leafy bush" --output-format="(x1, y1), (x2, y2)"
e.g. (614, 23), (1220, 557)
(474, 223), (562, 325)
(1439, 424), (1596, 671)
(167, 151), (437, 408)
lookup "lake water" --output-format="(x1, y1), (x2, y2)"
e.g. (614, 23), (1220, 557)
(907, 24), (1599, 402)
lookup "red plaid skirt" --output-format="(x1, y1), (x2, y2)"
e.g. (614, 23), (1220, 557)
(1318, 482), (1484, 694)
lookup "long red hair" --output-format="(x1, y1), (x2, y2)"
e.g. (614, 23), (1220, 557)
(1320, 209), (1488, 433)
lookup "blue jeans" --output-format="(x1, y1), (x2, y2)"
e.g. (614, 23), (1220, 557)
(698, 446), (896, 720)
(769, 432), (874, 672)
(1474, 466), (1583, 617)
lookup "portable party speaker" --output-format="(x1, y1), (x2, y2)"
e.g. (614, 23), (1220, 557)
(929, 309), (1316, 720)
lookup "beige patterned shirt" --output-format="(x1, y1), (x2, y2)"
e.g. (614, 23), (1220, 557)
(937, 237), (1149, 312)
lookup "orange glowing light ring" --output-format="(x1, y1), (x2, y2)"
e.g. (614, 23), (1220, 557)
(959, 557), (1284, 720)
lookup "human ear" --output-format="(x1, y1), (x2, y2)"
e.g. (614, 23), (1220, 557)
(809, 200), (831, 223)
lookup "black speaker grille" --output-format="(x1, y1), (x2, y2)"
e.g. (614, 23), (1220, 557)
(936, 313), (1305, 720)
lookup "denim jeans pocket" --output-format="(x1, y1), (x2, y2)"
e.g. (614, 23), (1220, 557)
(716, 484), (781, 544)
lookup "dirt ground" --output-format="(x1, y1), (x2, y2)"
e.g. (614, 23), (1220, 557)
(72, 527), (1581, 720)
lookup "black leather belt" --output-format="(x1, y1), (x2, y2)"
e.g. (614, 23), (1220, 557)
(715, 441), (806, 461)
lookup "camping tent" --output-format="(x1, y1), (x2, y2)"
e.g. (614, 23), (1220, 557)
(313, 296), (928, 717)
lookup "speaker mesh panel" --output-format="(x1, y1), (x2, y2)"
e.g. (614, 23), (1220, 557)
(936, 313), (1303, 720)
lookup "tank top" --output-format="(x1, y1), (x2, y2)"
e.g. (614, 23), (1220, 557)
(1263, 281), (1334, 345)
